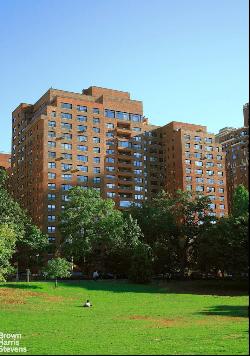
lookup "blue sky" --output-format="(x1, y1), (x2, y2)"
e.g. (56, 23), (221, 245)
(0, 0), (248, 153)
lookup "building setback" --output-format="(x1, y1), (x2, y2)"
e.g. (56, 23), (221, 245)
(11, 86), (227, 246)
(216, 103), (249, 213)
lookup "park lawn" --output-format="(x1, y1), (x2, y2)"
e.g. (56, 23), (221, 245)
(0, 280), (248, 355)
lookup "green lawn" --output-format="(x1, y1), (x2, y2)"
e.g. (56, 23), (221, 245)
(0, 280), (248, 355)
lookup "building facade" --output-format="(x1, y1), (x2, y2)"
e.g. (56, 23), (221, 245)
(154, 122), (228, 217)
(216, 103), (249, 212)
(11, 86), (227, 246)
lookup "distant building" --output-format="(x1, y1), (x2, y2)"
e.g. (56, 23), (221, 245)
(0, 153), (11, 171)
(216, 103), (249, 212)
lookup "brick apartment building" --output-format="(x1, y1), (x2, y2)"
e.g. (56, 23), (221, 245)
(0, 153), (11, 171)
(10, 86), (227, 245)
(216, 103), (249, 212)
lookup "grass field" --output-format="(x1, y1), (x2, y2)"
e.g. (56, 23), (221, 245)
(0, 280), (248, 355)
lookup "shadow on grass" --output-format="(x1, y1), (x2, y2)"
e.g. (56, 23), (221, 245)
(197, 305), (249, 318)
(0, 283), (43, 290)
(55, 279), (249, 297)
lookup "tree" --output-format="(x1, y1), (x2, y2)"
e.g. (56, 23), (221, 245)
(128, 242), (153, 283)
(0, 169), (48, 271)
(43, 258), (72, 287)
(231, 184), (249, 218)
(0, 224), (16, 281)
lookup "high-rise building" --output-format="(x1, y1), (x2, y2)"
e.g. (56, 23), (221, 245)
(216, 103), (249, 212)
(0, 153), (11, 171)
(153, 122), (228, 218)
(11, 86), (227, 246)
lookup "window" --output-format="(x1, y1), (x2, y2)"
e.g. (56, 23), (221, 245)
(208, 195), (216, 201)
(196, 185), (204, 192)
(218, 188), (224, 193)
(185, 151), (191, 158)
(186, 168), (191, 174)
(186, 185), (192, 191)
(186, 176), (192, 182)
(93, 127), (100, 133)
(135, 186), (143, 191)
(184, 134), (190, 140)
(61, 122), (72, 130)
(207, 187), (215, 193)
(106, 174), (116, 180)
(48, 183), (56, 190)
(61, 112), (72, 119)
(134, 169), (142, 175)
(77, 155), (88, 162)
(107, 192), (115, 198)
(61, 103), (72, 109)
(219, 196), (225, 201)
(217, 155), (222, 160)
(77, 145), (88, 152)
(206, 170), (214, 176)
(48, 226), (56, 233)
(119, 201), (132, 207)
(135, 195), (144, 200)
(61, 184), (72, 191)
(78, 125), (87, 132)
(130, 114), (141, 122)
(218, 171), (223, 176)
(93, 167), (100, 173)
(62, 195), (70, 202)
(195, 161), (203, 166)
(48, 121), (56, 128)
(61, 143), (72, 150)
(77, 176), (88, 183)
(48, 215), (56, 222)
(207, 178), (215, 184)
(62, 174), (72, 181)
(206, 154), (213, 159)
(48, 131), (56, 138)
(48, 194), (56, 201)
(106, 183), (115, 189)
(77, 165), (88, 172)
(208, 203), (216, 209)
(194, 152), (202, 158)
(133, 127), (141, 132)
(61, 163), (72, 171)
(62, 153), (72, 160)
(218, 180), (224, 185)
(185, 159), (191, 165)
(206, 146), (213, 151)
(93, 137), (100, 143)
(194, 136), (201, 142)
(206, 162), (214, 167)
(196, 177), (204, 183)
(93, 177), (101, 184)
(48, 172), (56, 179)
(62, 133), (72, 141)
(106, 157), (115, 163)
(77, 105), (87, 112)
(93, 157), (100, 163)
(185, 143), (190, 149)
(106, 166), (115, 172)
(78, 135), (87, 142)
(48, 204), (56, 211)
(93, 118), (100, 124)
(48, 151), (56, 158)
(134, 161), (142, 167)
(93, 147), (100, 153)
(205, 137), (213, 143)
(77, 115), (87, 122)
(48, 162), (56, 169)
(105, 109), (115, 118)
(51, 111), (56, 117)
(194, 144), (202, 150)
(106, 123), (114, 129)
(106, 132), (114, 138)
(116, 111), (129, 120)
(106, 149), (115, 155)
(93, 108), (100, 114)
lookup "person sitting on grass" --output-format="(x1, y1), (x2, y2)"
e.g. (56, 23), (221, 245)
(83, 299), (92, 307)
